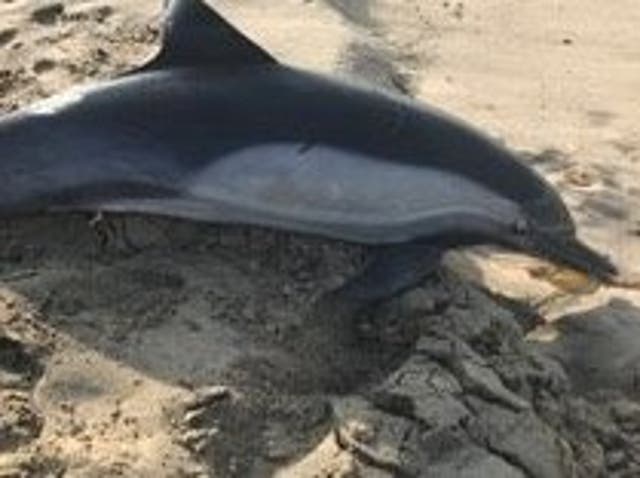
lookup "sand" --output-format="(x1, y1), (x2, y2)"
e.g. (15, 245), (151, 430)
(1, 1), (640, 477)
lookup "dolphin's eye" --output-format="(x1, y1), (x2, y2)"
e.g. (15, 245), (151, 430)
(513, 218), (529, 235)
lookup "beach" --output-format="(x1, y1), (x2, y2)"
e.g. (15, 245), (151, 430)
(1, 1), (640, 476)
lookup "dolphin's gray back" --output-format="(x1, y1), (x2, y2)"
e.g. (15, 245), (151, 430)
(0, 66), (554, 244)
(0, 0), (574, 245)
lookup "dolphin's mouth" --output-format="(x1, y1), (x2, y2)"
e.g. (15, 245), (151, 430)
(528, 228), (618, 282)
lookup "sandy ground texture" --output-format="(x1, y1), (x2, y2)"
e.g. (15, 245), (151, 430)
(1, 0), (640, 476)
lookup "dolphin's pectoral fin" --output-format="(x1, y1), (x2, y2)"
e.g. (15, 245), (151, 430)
(137, 0), (276, 73)
(303, 244), (441, 389)
(310, 244), (441, 348)
(332, 244), (443, 305)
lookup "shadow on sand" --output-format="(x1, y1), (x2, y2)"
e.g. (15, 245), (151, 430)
(2, 213), (640, 476)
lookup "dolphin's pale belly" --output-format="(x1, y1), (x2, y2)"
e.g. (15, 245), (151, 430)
(97, 143), (521, 244)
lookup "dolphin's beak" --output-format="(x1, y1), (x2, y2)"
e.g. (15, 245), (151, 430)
(527, 228), (618, 282)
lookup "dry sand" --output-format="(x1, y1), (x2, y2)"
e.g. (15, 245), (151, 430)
(1, 1), (640, 477)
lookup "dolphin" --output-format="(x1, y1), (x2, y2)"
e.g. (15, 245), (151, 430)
(0, 0), (616, 303)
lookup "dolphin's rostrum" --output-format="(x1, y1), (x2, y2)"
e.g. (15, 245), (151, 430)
(0, 0), (616, 304)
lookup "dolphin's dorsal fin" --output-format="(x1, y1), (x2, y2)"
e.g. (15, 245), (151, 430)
(143, 0), (276, 71)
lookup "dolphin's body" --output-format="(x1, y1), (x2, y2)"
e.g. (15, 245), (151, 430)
(0, 0), (616, 301)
